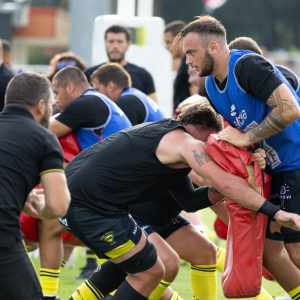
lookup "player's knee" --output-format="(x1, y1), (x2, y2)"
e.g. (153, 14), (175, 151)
(190, 240), (217, 265)
(162, 250), (180, 282)
(148, 257), (165, 286)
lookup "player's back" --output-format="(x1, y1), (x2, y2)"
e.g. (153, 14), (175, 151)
(66, 119), (191, 216)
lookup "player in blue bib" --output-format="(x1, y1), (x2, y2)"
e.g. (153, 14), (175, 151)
(175, 15), (300, 298)
(90, 63), (165, 126)
(51, 67), (132, 150)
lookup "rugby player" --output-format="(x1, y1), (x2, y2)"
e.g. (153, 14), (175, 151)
(0, 72), (70, 299)
(37, 66), (132, 299)
(227, 36), (300, 300)
(176, 15), (300, 298)
(91, 63), (165, 125)
(84, 25), (157, 103)
(59, 101), (300, 300)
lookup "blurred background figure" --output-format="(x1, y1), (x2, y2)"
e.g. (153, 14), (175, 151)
(0, 38), (14, 112)
(84, 25), (158, 103)
(1, 39), (17, 73)
(164, 20), (195, 111)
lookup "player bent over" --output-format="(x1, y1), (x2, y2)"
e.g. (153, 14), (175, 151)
(60, 104), (300, 300)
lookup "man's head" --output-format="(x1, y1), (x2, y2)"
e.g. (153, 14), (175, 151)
(228, 37), (263, 55)
(5, 72), (52, 127)
(52, 66), (90, 110)
(1, 39), (11, 66)
(105, 25), (132, 64)
(164, 20), (186, 58)
(91, 63), (131, 101)
(178, 102), (223, 142)
(174, 16), (227, 77)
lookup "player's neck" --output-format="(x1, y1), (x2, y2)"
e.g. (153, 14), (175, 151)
(212, 49), (230, 83)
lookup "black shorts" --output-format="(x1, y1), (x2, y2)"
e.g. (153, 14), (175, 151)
(266, 169), (300, 243)
(135, 214), (190, 240)
(0, 240), (43, 300)
(58, 206), (142, 259)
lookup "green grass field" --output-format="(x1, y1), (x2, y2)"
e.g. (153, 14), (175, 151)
(31, 208), (286, 299)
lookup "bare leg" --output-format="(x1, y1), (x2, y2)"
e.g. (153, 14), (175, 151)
(38, 219), (66, 269)
(263, 238), (300, 292)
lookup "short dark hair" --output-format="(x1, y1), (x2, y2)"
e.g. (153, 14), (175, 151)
(178, 102), (223, 132)
(173, 15), (226, 50)
(91, 63), (131, 89)
(2, 39), (11, 54)
(228, 37), (263, 55)
(105, 25), (132, 42)
(5, 72), (51, 108)
(53, 66), (89, 88)
(164, 20), (187, 37)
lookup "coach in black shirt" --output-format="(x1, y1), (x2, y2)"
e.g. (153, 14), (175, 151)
(0, 38), (14, 111)
(0, 72), (70, 300)
(84, 25), (157, 103)
(164, 21), (191, 110)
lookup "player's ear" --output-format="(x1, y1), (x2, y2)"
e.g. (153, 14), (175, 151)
(107, 81), (116, 92)
(66, 83), (75, 95)
(209, 41), (218, 55)
(36, 99), (45, 115)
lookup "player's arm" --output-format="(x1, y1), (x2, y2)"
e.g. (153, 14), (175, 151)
(158, 129), (300, 229)
(148, 93), (158, 104)
(30, 134), (70, 219)
(49, 119), (72, 138)
(218, 55), (300, 147)
(219, 83), (300, 147)
(33, 172), (70, 220)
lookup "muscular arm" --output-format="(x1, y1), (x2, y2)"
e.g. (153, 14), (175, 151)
(157, 128), (300, 229)
(157, 129), (266, 211)
(219, 87), (300, 147)
(246, 83), (300, 144)
(49, 119), (72, 138)
(31, 172), (70, 220)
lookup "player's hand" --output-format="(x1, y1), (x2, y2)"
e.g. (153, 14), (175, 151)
(23, 192), (43, 219)
(251, 148), (266, 170)
(29, 189), (45, 215)
(274, 210), (300, 231)
(218, 126), (250, 147)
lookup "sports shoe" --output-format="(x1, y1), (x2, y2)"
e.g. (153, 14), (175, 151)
(275, 293), (292, 300)
(74, 261), (98, 280)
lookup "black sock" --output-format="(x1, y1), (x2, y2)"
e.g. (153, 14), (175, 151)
(86, 249), (97, 266)
(89, 261), (127, 295)
(112, 280), (148, 300)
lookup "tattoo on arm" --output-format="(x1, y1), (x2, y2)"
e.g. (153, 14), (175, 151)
(209, 187), (220, 194)
(192, 150), (212, 167)
(248, 87), (298, 144)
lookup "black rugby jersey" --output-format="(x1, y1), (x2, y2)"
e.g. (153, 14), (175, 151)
(65, 118), (191, 216)
(0, 106), (64, 248)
